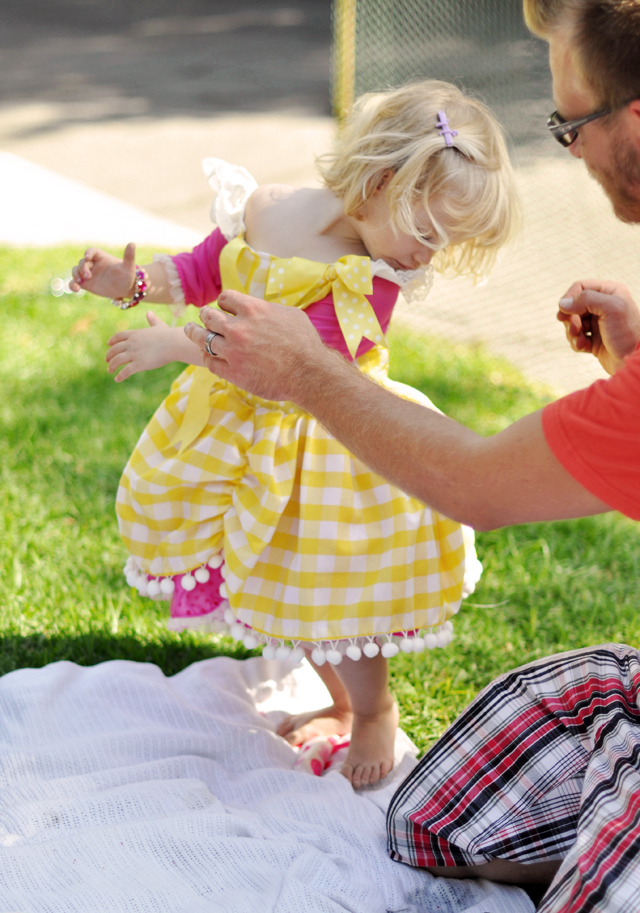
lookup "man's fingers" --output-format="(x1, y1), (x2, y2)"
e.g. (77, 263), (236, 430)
(216, 290), (248, 316)
(184, 322), (213, 349)
(561, 278), (626, 302)
(558, 288), (623, 319)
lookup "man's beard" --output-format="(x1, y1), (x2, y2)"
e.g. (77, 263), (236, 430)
(595, 132), (640, 224)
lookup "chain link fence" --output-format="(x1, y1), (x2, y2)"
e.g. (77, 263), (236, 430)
(332, 0), (638, 393)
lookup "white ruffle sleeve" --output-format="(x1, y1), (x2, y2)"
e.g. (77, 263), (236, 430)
(203, 158), (258, 241)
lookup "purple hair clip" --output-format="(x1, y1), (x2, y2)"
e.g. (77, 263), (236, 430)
(436, 110), (459, 147)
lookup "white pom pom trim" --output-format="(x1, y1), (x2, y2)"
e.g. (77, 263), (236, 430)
(122, 559), (457, 661)
(290, 646), (306, 663)
(147, 578), (161, 597)
(310, 647), (327, 666)
(136, 577), (149, 597)
(230, 622), (245, 641)
(181, 573), (196, 592)
(160, 577), (175, 595)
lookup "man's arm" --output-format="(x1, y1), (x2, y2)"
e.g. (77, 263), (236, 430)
(184, 293), (611, 529)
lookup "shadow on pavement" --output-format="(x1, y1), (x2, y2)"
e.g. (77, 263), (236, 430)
(0, 0), (333, 137)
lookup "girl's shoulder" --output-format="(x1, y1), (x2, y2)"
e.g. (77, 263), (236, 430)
(244, 184), (297, 235)
(244, 186), (332, 260)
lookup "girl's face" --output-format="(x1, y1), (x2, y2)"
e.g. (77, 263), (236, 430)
(354, 179), (446, 271)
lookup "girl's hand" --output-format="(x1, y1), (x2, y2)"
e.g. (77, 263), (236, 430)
(107, 311), (182, 381)
(70, 242), (137, 299)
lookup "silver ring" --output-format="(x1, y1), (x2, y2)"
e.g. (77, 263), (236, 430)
(204, 331), (219, 357)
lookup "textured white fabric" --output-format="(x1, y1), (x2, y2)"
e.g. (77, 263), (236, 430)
(0, 657), (533, 912)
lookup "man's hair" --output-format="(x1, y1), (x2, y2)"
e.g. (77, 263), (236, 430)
(318, 80), (520, 280)
(524, 0), (640, 109)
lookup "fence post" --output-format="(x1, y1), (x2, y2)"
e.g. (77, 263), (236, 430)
(333, 0), (357, 123)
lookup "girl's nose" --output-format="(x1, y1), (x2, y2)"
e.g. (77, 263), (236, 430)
(415, 248), (434, 266)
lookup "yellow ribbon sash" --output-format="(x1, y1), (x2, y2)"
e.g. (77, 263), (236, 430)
(169, 237), (387, 453)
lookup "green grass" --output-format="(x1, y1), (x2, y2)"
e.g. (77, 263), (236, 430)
(1, 246), (639, 754)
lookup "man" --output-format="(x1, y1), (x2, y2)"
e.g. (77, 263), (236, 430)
(185, 0), (640, 908)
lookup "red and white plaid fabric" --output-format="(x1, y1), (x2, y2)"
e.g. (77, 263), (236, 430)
(387, 644), (640, 912)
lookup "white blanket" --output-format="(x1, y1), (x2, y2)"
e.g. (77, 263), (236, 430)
(0, 656), (533, 913)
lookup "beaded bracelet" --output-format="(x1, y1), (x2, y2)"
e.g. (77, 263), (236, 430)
(111, 267), (148, 310)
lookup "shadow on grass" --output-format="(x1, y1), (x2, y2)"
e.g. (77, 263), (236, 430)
(0, 631), (259, 678)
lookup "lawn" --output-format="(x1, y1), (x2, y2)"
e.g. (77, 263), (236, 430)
(1, 245), (639, 753)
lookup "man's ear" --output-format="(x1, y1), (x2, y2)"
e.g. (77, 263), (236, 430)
(629, 100), (640, 120)
(627, 100), (640, 151)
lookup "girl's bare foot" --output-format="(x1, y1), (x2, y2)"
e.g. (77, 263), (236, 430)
(277, 703), (353, 745)
(340, 699), (399, 789)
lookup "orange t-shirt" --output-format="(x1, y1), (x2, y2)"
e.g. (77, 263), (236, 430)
(542, 344), (640, 521)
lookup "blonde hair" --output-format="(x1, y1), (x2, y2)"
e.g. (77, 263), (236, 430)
(318, 80), (520, 279)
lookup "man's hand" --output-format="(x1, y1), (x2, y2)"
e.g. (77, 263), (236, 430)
(557, 280), (640, 375)
(184, 290), (338, 403)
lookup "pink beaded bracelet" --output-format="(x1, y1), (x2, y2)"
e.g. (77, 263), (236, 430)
(111, 267), (148, 310)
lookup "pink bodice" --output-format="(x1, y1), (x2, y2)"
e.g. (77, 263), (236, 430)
(172, 228), (400, 362)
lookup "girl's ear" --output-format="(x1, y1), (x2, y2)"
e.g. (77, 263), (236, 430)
(375, 169), (394, 192)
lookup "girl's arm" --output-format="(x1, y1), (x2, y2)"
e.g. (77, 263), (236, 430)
(70, 242), (174, 303)
(70, 232), (228, 309)
(107, 311), (204, 382)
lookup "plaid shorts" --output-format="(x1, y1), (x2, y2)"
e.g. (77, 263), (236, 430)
(387, 644), (640, 912)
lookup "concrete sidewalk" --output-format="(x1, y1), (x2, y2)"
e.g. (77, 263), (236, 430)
(0, 110), (333, 247)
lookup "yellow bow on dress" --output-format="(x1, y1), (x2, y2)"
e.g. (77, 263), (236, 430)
(169, 238), (386, 454)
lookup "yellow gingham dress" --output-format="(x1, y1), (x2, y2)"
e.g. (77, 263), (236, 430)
(118, 162), (480, 660)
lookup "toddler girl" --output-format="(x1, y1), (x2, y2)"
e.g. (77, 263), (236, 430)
(71, 80), (518, 788)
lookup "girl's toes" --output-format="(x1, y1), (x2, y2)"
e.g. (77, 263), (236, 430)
(352, 764), (370, 789)
(364, 764), (379, 787)
(340, 763), (354, 784)
(380, 758), (394, 780)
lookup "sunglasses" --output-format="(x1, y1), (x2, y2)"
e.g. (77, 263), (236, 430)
(547, 106), (613, 146)
(548, 99), (637, 147)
